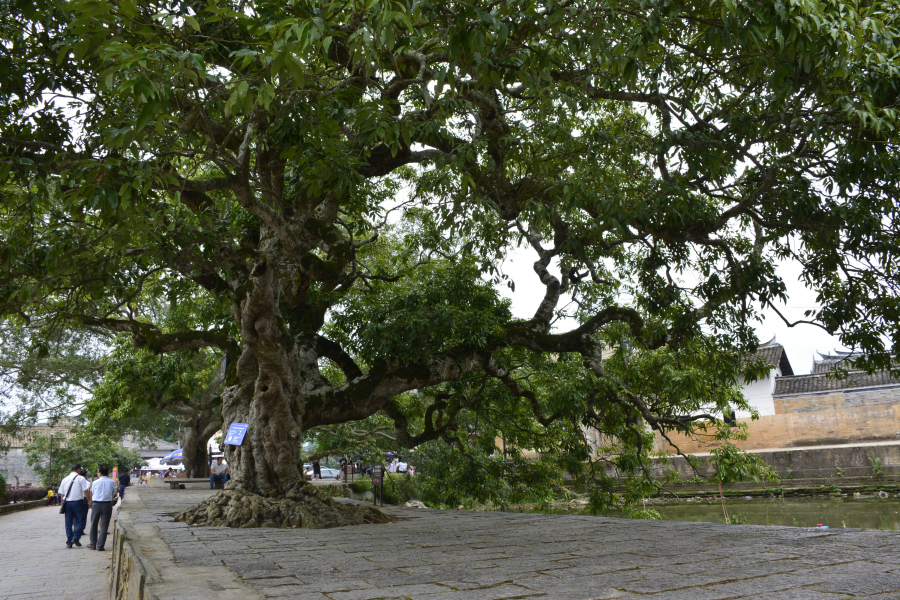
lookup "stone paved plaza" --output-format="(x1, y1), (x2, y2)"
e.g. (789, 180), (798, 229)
(131, 487), (900, 599)
(0, 504), (111, 600)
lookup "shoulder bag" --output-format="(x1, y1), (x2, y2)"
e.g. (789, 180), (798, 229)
(59, 475), (77, 514)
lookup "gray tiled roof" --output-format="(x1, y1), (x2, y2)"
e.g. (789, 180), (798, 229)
(748, 343), (795, 376)
(774, 370), (900, 396)
(812, 351), (861, 373)
(120, 434), (180, 452)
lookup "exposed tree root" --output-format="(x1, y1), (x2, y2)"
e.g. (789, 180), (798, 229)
(174, 484), (391, 528)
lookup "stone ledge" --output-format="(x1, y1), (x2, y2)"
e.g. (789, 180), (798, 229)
(110, 490), (263, 600)
(0, 499), (49, 515)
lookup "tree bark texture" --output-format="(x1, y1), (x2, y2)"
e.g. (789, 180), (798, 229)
(174, 395), (223, 478)
(181, 422), (213, 478)
(176, 265), (389, 528)
(226, 264), (307, 497)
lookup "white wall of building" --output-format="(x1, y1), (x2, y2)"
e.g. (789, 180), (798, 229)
(736, 365), (781, 417)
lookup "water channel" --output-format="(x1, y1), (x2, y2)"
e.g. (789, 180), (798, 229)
(552, 496), (900, 531)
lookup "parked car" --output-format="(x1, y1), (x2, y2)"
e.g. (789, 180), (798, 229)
(320, 467), (340, 479)
(302, 464), (341, 479)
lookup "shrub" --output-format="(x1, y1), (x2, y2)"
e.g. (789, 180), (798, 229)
(869, 453), (884, 478)
(0, 473), (6, 505)
(382, 473), (422, 505)
(7, 487), (49, 503)
(348, 479), (373, 494)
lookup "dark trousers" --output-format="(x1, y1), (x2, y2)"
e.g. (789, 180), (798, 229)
(64, 499), (86, 545)
(118, 484), (127, 499)
(90, 501), (113, 549)
(79, 500), (89, 535)
(210, 473), (228, 488)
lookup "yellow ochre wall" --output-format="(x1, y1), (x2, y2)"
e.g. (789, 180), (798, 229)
(657, 386), (900, 454)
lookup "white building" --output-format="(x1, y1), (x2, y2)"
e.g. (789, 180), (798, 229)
(735, 337), (795, 417)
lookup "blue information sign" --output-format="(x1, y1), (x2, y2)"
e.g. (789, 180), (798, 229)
(224, 422), (249, 446)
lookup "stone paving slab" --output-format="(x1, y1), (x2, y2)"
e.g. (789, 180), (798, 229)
(0, 502), (112, 600)
(133, 487), (900, 599)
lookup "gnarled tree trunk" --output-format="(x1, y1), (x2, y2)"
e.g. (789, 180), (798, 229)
(176, 265), (389, 528)
(180, 410), (221, 478)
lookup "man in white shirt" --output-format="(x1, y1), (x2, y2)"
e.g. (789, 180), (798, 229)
(210, 457), (228, 489)
(88, 465), (117, 551)
(58, 464), (92, 548)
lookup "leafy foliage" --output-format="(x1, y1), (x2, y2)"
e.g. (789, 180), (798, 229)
(24, 432), (145, 487)
(710, 442), (779, 487)
(0, 320), (105, 435)
(1, 0), (899, 513)
(6, 486), (49, 503)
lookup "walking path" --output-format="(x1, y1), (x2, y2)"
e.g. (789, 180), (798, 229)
(132, 487), (900, 599)
(0, 503), (112, 600)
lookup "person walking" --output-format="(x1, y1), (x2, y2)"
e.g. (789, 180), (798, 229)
(117, 468), (130, 500)
(77, 467), (90, 537)
(210, 457), (228, 489)
(312, 459), (321, 480)
(58, 464), (91, 548)
(88, 465), (116, 551)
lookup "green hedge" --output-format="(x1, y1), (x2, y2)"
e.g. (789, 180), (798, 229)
(350, 474), (423, 505)
(0, 473), (6, 505)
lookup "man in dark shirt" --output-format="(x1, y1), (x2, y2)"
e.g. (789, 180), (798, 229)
(118, 470), (131, 500)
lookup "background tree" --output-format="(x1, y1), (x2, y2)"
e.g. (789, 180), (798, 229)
(83, 283), (232, 477)
(1, 0), (899, 528)
(24, 430), (146, 487)
(0, 320), (106, 436)
(85, 336), (224, 477)
(0, 288), (228, 478)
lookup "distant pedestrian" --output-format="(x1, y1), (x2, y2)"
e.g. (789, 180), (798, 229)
(77, 467), (90, 537)
(88, 465), (116, 551)
(58, 464), (92, 548)
(118, 469), (130, 500)
(312, 460), (321, 480)
(210, 457), (229, 489)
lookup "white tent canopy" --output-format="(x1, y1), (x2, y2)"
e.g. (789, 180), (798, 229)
(141, 458), (184, 472)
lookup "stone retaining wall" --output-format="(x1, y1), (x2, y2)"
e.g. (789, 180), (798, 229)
(0, 499), (47, 516)
(648, 443), (900, 481)
(109, 511), (152, 600)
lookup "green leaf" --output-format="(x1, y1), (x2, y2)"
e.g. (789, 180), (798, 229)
(184, 15), (201, 32)
(134, 99), (158, 133)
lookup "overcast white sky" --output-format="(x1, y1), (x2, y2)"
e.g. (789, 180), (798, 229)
(495, 247), (845, 376)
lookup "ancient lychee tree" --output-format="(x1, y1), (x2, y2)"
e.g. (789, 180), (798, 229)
(2, 0), (899, 526)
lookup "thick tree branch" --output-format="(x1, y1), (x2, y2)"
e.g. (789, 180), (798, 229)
(80, 316), (238, 354)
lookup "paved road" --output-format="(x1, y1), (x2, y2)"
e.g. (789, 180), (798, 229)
(0, 504), (112, 600)
(137, 487), (900, 599)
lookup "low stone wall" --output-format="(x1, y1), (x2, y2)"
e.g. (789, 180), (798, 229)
(109, 521), (149, 600)
(648, 442), (900, 481)
(0, 499), (48, 516)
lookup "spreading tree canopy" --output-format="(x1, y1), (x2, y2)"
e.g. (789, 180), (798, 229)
(2, 0), (899, 526)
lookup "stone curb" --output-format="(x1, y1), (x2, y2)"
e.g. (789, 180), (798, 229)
(0, 499), (49, 515)
(109, 490), (264, 600)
